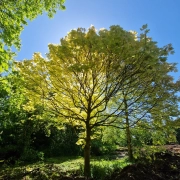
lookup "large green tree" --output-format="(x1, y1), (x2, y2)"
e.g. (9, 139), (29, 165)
(17, 25), (176, 177)
(0, 0), (65, 71)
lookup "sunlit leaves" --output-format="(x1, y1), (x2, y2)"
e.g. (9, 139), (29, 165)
(17, 25), (180, 163)
(16, 25), (180, 175)
(0, 0), (66, 71)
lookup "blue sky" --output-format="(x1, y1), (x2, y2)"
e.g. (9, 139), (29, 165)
(16, 0), (180, 80)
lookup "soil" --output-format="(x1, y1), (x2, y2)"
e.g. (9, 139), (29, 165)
(107, 152), (180, 180)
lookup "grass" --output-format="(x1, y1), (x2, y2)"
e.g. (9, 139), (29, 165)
(0, 155), (131, 179)
(46, 156), (84, 174)
(45, 155), (131, 174)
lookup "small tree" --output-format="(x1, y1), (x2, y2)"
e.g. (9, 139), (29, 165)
(18, 25), (175, 176)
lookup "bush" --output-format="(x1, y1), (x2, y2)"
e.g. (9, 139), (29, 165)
(20, 148), (44, 162)
(42, 125), (82, 157)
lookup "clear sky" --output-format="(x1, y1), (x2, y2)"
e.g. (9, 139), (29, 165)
(16, 0), (180, 80)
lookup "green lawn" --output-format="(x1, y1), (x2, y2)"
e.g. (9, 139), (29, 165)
(0, 156), (131, 179)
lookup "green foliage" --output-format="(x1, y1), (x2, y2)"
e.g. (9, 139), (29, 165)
(0, 72), (55, 162)
(90, 163), (118, 180)
(43, 125), (82, 157)
(133, 145), (166, 161)
(0, 73), (25, 160)
(102, 126), (127, 147)
(176, 128), (180, 144)
(80, 158), (130, 179)
(90, 128), (117, 156)
(20, 149), (44, 162)
(0, 71), (81, 162)
(0, 0), (66, 71)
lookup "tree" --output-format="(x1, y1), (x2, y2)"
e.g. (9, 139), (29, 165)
(17, 25), (175, 177)
(0, 0), (65, 71)
(111, 62), (179, 160)
(0, 71), (54, 162)
(0, 72), (28, 161)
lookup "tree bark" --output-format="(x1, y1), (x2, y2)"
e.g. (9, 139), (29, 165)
(126, 121), (133, 161)
(124, 96), (133, 161)
(84, 125), (91, 177)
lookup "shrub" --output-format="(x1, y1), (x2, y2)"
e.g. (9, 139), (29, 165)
(20, 148), (44, 162)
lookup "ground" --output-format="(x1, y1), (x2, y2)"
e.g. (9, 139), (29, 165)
(107, 152), (180, 180)
(0, 145), (180, 179)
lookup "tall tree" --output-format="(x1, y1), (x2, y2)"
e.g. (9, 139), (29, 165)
(0, 0), (65, 71)
(17, 25), (175, 177)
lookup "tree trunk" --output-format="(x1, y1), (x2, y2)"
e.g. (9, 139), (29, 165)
(124, 95), (133, 161)
(84, 126), (91, 177)
(126, 123), (133, 161)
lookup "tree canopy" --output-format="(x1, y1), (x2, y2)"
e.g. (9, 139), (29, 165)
(0, 0), (66, 71)
(17, 25), (179, 177)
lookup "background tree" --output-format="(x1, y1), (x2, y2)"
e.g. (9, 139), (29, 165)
(0, 71), (49, 162)
(0, 72), (26, 162)
(112, 62), (179, 160)
(17, 25), (176, 177)
(0, 0), (65, 71)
